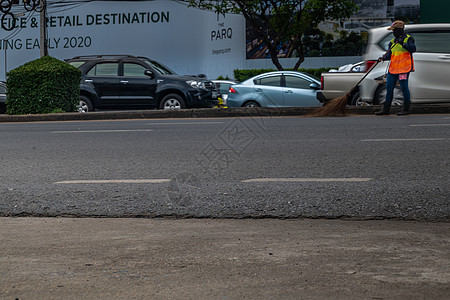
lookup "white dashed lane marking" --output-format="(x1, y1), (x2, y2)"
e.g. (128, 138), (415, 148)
(242, 178), (373, 183)
(361, 138), (447, 142)
(146, 122), (224, 125)
(52, 129), (153, 134)
(410, 124), (450, 127)
(54, 179), (171, 184)
(55, 178), (373, 184)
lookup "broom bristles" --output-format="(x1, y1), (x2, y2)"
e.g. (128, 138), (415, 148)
(310, 93), (350, 117)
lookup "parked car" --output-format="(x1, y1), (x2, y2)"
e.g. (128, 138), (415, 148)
(0, 81), (6, 113)
(66, 55), (218, 112)
(227, 71), (321, 108)
(360, 23), (450, 105)
(328, 61), (366, 73)
(212, 80), (237, 107)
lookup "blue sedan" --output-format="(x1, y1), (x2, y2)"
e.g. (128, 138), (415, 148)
(227, 71), (322, 108)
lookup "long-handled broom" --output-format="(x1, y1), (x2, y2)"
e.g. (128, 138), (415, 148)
(311, 60), (380, 117)
(311, 42), (398, 117)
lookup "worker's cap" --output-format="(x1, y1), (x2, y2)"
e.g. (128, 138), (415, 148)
(387, 20), (405, 30)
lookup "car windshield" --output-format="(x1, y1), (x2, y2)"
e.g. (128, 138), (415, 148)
(142, 59), (176, 75)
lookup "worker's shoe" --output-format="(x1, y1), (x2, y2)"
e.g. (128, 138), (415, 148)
(397, 110), (410, 115)
(397, 103), (410, 116)
(375, 110), (390, 115)
(375, 102), (391, 115)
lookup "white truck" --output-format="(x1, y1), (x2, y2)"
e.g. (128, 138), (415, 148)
(316, 60), (403, 106)
(316, 62), (365, 105)
(319, 23), (450, 107)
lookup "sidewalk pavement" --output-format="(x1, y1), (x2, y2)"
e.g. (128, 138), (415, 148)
(1, 104), (450, 123)
(1, 218), (449, 299)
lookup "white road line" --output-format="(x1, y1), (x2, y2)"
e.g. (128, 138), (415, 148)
(54, 179), (171, 184)
(410, 124), (450, 127)
(242, 178), (373, 183)
(146, 122), (224, 125)
(361, 138), (446, 142)
(52, 129), (153, 134)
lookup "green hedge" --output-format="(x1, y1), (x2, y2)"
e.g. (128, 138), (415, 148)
(6, 56), (81, 115)
(233, 68), (332, 82)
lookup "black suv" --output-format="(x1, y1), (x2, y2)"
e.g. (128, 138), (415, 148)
(66, 55), (218, 112)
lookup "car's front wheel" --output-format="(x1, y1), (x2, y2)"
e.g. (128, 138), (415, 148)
(243, 101), (261, 108)
(78, 95), (93, 113)
(160, 94), (186, 110)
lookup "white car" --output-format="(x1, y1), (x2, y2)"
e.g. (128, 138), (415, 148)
(212, 80), (237, 107)
(328, 61), (366, 73)
(360, 23), (450, 105)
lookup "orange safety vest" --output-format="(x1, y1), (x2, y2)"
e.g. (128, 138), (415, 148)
(389, 35), (414, 74)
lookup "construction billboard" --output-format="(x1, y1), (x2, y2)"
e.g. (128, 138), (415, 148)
(0, 0), (245, 80)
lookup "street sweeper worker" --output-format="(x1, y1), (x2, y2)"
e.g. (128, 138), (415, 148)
(376, 20), (416, 116)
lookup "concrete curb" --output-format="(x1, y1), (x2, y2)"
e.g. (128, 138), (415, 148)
(0, 104), (449, 123)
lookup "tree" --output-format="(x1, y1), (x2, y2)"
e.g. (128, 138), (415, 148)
(187, 0), (358, 70)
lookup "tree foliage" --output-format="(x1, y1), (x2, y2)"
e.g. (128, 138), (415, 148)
(303, 30), (367, 57)
(187, 0), (358, 70)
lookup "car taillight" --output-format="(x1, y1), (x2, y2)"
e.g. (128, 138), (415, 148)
(365, 60), (377, 72)
(229, 87), (237, 93)
(321, 76), (324, 90)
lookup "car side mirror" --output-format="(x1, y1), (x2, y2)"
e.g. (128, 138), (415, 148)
(144, 70), (155, 79)
(309, 83), (320, 90)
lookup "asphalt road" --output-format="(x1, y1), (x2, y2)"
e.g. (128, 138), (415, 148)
(1, 114), (449, 220)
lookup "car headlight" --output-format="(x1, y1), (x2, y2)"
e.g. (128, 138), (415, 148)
(187, 80), (205, 89)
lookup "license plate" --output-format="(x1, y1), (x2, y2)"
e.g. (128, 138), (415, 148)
(212, 91), (218, 99)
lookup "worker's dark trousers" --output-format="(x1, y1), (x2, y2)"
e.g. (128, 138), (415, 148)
(385, 72), (411, 107)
